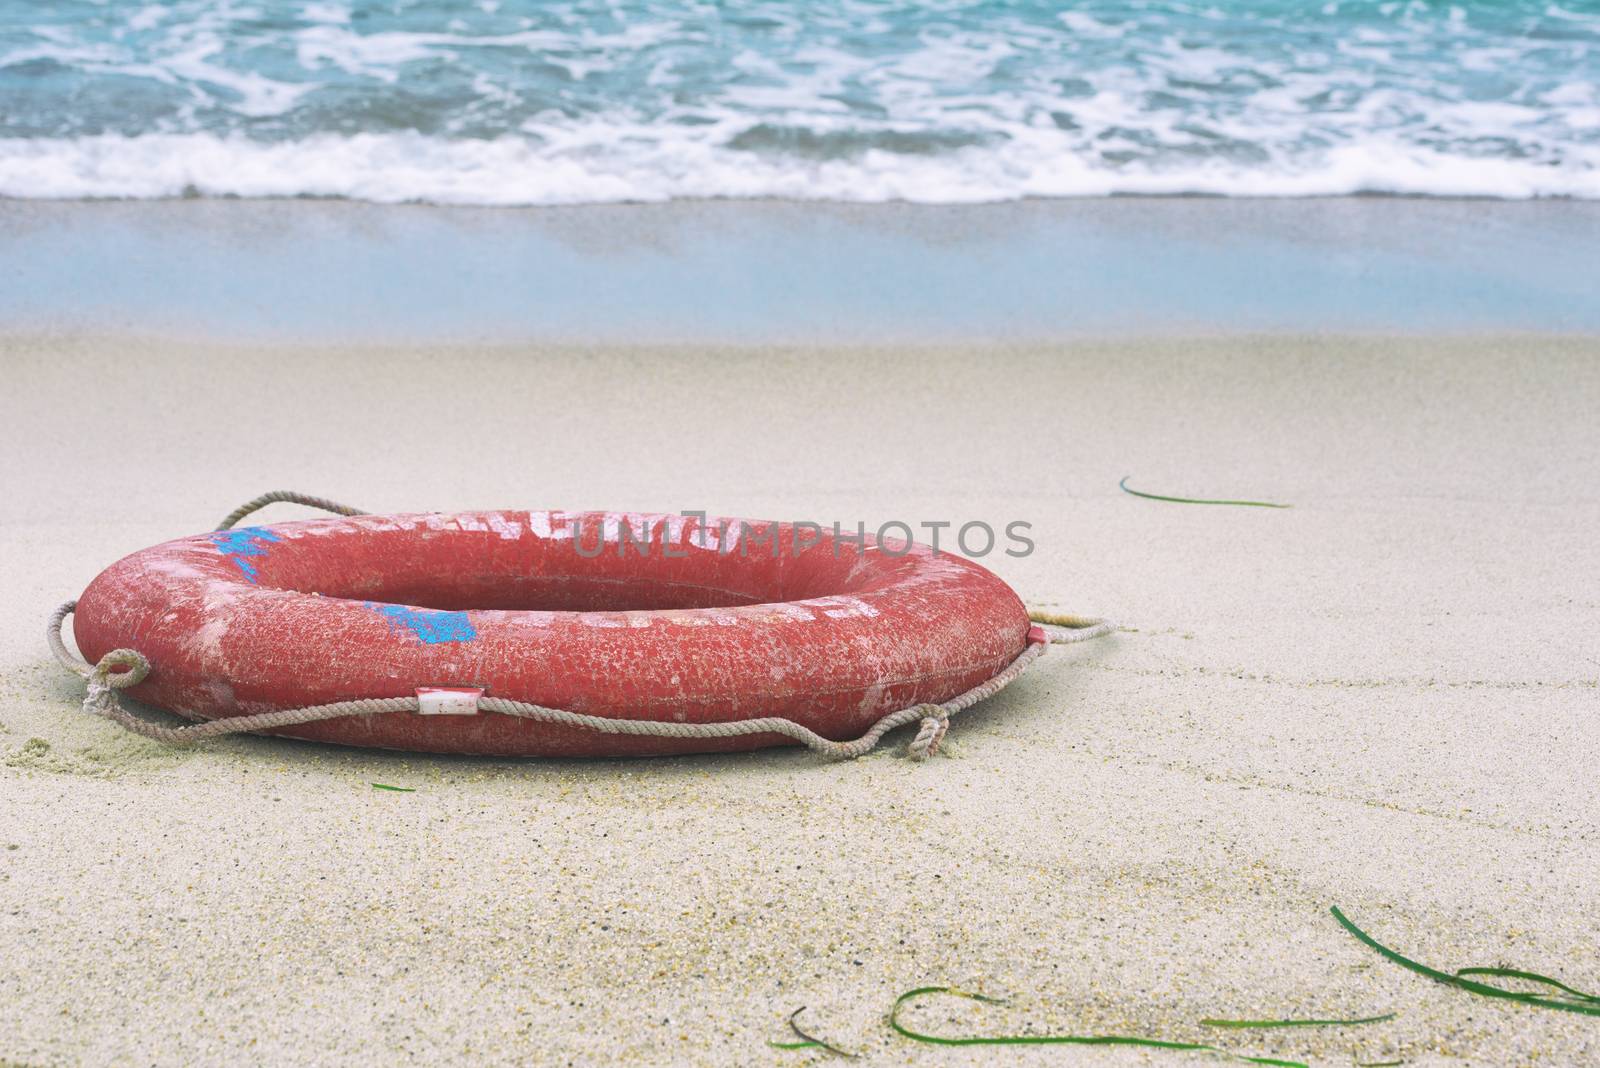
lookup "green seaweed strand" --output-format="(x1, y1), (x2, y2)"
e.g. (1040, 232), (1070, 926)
(1201, 1014), (1395, 1029)
(889, 987), (1307, 1068)
(782, 1007), (856, 1058)
(1120, 476), (1291, 508)
(1330, 906), (1600, 1018)
(1453, 967), (1600, 1003)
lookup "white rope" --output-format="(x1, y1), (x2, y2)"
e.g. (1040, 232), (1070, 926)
(46, 599), (89, 678)
(215, 490), (365, 532)
(47, 601), (1111, 760)
(1027, 610), (1119, 644)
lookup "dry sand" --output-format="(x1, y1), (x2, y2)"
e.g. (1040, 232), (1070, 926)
(2, 333), (1598, 1066)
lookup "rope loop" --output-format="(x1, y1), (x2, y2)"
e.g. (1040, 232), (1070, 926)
(1028, 611), (1118, 645)
(46, 599), (90, 677)
(92, 648), (151, 689)
(216, 490), (366, 532)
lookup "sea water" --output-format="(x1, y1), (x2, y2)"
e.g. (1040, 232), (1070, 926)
(1, 0), (1597, 202)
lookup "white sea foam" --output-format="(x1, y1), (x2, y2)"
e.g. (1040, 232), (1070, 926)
(1, 129), (1596, 203)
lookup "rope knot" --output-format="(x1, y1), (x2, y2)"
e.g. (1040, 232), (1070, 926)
(906, 705), (949, 761)
(82, 677), (112, 717)
(83, 649), (149, 718)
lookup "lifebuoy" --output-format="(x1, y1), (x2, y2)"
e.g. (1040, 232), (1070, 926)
(70, 510), (1034, 757)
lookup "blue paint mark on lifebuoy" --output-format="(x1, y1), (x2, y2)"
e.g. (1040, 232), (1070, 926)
(369, 603), (477, 645)
(210, 527), (282, 583)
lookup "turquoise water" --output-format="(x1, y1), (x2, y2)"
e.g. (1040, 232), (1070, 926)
(1, 0), (1598, 202)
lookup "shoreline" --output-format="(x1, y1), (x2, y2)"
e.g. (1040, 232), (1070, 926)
(4, 197), (1598, 341)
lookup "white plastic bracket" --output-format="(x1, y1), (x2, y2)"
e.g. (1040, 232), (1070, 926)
(416, 686), (483, 715)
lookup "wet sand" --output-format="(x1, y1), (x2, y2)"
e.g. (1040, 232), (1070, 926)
(3, 333), (1599, 1066)
(3, 198), (1600, 341)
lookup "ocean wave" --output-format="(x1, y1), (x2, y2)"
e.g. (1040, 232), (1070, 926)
(3, 130), (1595, 203)
(2, 0), (1599, 203)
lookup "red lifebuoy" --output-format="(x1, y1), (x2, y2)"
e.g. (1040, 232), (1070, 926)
(71, 511), (1031, 757)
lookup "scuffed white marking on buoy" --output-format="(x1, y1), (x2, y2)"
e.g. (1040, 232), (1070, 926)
(616, 513), (652, 545)
(202, 677), (236, 710)
(145, 557), (211, 581)
(387, 515), (424, 533)
(838, 596), (880, 619)
(660, 611), (713, 628)
(798, 595), (881, 620)
(712, 520), (741, 553)
(662, 513), (691, 547)
(190, 614), (230, 667)
(501, 611), (557, 628)
(487, 513), (523, 540)
(542, 511), (579, 541)
(182, 581), (249, 667)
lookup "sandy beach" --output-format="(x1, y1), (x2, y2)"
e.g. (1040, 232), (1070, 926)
(6, 0), (1600, 1057)
(3, 330), (1597, 1066)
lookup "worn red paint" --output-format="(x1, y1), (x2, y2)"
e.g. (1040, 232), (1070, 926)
(73, 511), (1031, 757)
